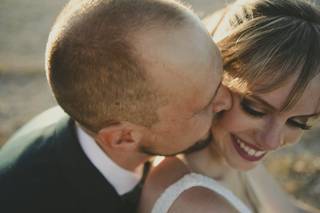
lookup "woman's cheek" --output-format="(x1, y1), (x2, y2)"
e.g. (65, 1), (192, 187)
(218, 108), (249, 130)
(284, 130), (304, 146)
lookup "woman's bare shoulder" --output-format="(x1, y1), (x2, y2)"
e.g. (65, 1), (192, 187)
(139, 157), (239, 213)
(139, 157), (189, 213)
(168, 185), (239, 213)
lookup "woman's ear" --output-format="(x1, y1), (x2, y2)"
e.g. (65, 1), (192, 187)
(95, 123), (143, 151)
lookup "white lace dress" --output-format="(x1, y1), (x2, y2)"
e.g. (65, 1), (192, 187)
(151, 173), (252, 213)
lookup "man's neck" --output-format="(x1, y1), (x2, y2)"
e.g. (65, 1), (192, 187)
(77, 125), (149, 195)
(77, 123), (150, 172)
(101, 145), (150, 172)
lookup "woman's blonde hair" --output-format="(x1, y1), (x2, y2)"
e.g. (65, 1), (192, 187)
(211, 0), (320, 110)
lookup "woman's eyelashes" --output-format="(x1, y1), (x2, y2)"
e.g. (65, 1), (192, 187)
(240, 98), (312, 130)
(287, 119), (311, 130)
(240, 99), (266, 117)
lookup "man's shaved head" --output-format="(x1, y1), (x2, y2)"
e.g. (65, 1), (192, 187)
(46, 0), (227, 156)
(46, 0), (204, 132)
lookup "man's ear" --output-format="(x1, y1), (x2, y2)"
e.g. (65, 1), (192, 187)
(95, 123), (143, 150)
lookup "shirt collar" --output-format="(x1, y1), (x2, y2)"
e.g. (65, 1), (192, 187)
(76, 125), (143, 195)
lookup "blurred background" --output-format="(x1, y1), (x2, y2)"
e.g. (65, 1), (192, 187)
(0, 0), (319, 210)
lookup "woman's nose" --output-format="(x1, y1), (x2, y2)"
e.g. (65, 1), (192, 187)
(257, 123), (284, 151)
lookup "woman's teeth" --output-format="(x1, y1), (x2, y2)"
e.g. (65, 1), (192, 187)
(236, 138), (265, 157)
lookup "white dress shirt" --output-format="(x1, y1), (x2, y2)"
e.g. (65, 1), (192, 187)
(76, 126), (143, 195)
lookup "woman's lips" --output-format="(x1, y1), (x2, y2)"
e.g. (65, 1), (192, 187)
(231, 134), (266, 162)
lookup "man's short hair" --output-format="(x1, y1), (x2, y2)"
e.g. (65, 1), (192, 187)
(46, 0), (193, 132)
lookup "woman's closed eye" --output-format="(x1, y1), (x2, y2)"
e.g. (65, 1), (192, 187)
(241, 98), (312, 130)
(240, 99), (266, 118)
(287, 119), (311, 130)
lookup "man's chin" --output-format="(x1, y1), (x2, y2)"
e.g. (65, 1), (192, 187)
(139, 145), (183, 157)
(139, 133), (213, 156)
(182, 132), (213, 154)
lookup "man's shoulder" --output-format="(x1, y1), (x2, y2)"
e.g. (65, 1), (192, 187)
(0, 106), (72, 174)
(0, 107), (78, 209)
(6, 106), (68, 143)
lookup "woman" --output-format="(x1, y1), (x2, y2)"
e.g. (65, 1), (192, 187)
(139, 0), (320, 212)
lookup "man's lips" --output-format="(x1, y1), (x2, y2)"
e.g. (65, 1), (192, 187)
(231, 134), (266, 162)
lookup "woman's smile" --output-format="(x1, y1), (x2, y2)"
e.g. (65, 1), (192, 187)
(211, 74), (320, 171)
(231, 134), (266, 162)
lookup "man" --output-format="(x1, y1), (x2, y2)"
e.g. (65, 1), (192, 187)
(0, 0), (231, 212)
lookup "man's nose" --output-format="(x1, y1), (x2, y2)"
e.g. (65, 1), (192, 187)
(212, 85), (232, 113)
(257, 122), (284, 151)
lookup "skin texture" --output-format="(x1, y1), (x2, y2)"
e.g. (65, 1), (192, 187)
(211, 74), (320, 171)
(140, 73), (320, 213)
(95, 17), (232, 171)
(139, 157), (240, 213)
(132, 24), (226, 156)
(140, 0), (320, 210)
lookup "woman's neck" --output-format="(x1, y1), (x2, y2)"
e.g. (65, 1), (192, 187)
(180, 147), (238, 182)
(179, 147), (253, 208)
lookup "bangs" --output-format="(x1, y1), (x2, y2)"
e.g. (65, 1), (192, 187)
(220, 16), (320, 110)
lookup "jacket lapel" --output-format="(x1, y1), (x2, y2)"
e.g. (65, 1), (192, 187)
(121, 161), (151, 212)
(53, 116), (123, 212)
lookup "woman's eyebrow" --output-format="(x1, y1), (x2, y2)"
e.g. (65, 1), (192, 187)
(294, 112), (320, 119)
(246, 95), (277, 111)
(249, 95), (320, 119)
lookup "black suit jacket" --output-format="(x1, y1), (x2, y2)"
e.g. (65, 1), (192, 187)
(0, 107), (147, 213)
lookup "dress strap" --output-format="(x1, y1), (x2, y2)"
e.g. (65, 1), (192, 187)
(151, 173), (252, 213)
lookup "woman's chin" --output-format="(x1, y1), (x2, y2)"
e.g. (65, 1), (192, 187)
(225, 145), (261, 171)
(226, 157), (258, 171)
